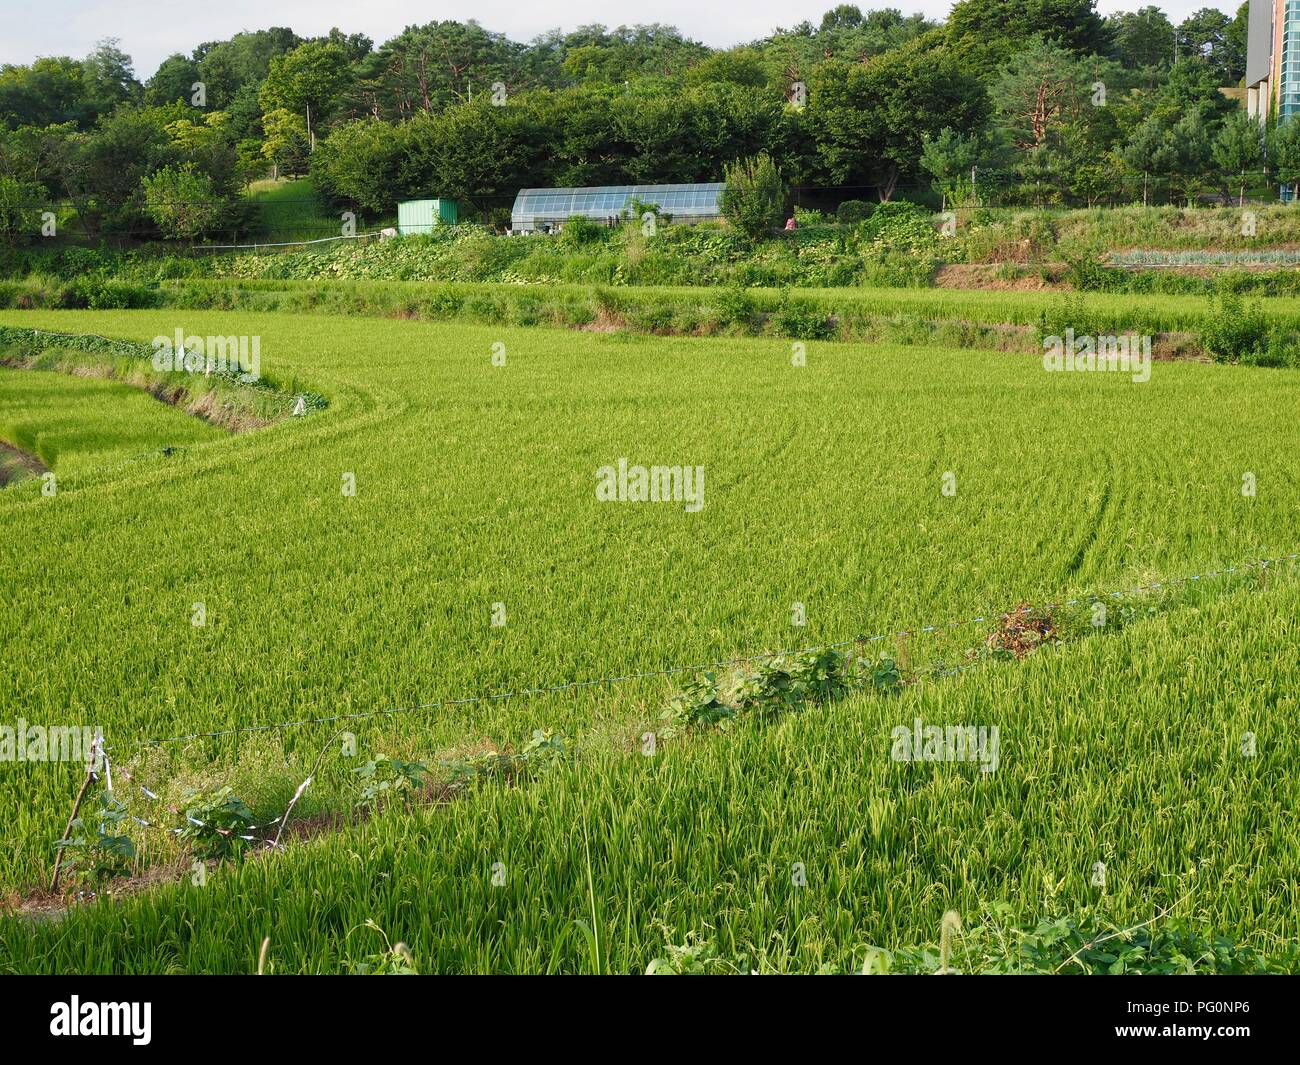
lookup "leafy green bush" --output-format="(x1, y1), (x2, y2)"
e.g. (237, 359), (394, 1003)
(178, 786), (256, 861)
(663, 648), (890, 733)
(54, 792), (136, 887)
(713, 286), (760, 332)
(859, 250), (936, 288)
(353, 757), (430, 809)
(773, 293), (835, 339)
(660, 673), (735, 737)
(65, 277), (159, 310)
(722, 152), (786, 240)
(558, 215), (609, 247)
(836, 200), (873, 225)
(1036, 293), (1093, 342)
(852, 653), (903, 692)
(860, 200), (937, 253)
(1064, 256), (1125, 293)
(1200, 292), (1270, 364)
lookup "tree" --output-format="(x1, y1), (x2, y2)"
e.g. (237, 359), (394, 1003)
(992, 40), (1092, 151)
(1225, 3), (1251, 83)
(947, 0), (1111, 70)
(1124, 107), (1214, 205)
(141, 164), (225, 238)
(398, 100), (543, 203)
(259, 42), (354, 146)
(808, 36), (989, 199)
(0, 174), (46, 243)
(920, 128), (984, 205)
(684, 49), (770, 89)
(64, 107), (178, 233)
(1177, 8), (1242, 84)
(164, 111), (240, 194)
(0, 58), (92, 129)
(260, 108), (310, 177)
(349, 19), (554, 118)
(145, 55), (202, 107)
(1213, 110), (1263, 204)
(560, 24), (709, 86)
(722, 151), (785, 238)
(1271, 118), (1300, 192)
(82, 39), (139, 114)
(310, 119), (405, 213)
(1106, 6), (1175, 84)
(194, 28), (301, 110)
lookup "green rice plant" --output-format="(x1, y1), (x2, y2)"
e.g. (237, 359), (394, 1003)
(348, 920), (418, 975)
(0, 305), (1298, 973)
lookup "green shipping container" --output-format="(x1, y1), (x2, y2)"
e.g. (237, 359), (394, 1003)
(397, 199), (458, 234)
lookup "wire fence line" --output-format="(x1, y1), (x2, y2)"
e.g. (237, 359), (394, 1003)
(104, 549), (1299, 755)
(193, 230), (386, 252)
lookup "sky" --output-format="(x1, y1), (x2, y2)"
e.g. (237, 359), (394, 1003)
(0, 0), (1244, 78)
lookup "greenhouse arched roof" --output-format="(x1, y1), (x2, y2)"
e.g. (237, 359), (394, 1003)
(510, 183), (724, 231)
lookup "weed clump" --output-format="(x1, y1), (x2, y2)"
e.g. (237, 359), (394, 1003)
(984, 603), (1059, 659)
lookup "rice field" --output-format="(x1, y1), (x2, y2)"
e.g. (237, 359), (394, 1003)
(154, 277), (1300, 335)
(1, 306), (1298, 972)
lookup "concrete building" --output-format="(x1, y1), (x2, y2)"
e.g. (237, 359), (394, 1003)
(1246, 0), (1300, 123)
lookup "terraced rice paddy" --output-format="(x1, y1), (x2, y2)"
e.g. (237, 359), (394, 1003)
(1, 305), (1298, 972)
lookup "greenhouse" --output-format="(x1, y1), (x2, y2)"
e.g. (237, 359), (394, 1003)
(510, 183), (725, 234)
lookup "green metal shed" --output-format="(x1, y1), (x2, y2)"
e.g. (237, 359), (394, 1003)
(397, 199), (459, 234)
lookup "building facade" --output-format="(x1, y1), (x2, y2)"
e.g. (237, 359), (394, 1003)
(1246, 0), (1300, 123)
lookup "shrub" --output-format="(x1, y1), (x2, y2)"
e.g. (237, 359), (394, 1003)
(860, 200), (937, 252)
(1036, 294), (1093, 342)
(773, 293), (835, 340)
(1247, 332), (1300, 368)
(722, 152), (786, 240)
(178, 786), (256, 861)
(1064, 256), (1123, 293)
(559, 216), (609, 247)
(142, 165), (228, 240)
(660, 673), (735, 737)
(353, 757), (430, 809)
(1200, 292), (1270, 363)
(836, 200), (873, 225)
(54, 792), (135, 887)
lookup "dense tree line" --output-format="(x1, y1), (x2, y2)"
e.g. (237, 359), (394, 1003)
(0, 2), (1296, 243)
